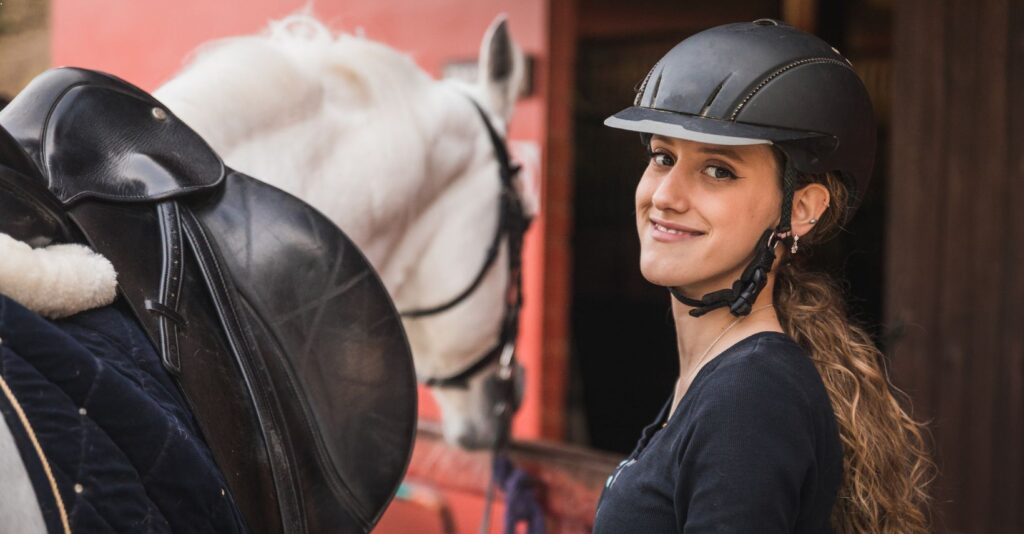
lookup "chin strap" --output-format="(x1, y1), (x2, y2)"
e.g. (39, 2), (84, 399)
(669, 159), (798, 317)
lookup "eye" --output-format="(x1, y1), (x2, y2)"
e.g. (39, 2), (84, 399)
(701, 164), (737, 180)
(647, 149), (675, 167)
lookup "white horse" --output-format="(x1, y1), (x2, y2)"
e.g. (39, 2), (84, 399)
(154, 14), (534, 449)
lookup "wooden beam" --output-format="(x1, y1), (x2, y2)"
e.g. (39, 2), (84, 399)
(781, 0), (818, 33)
(888, 0), (1021, 530)
(538, 0), (578, 440)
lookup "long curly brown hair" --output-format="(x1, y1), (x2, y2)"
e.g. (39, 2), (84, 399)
(773, 170), (936, 533)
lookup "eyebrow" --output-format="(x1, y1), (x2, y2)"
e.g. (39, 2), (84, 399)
(696, 146), (747, 163)
(649, 135), (748, 163)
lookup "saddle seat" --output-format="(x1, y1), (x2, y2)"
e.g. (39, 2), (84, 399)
(0, 67), (417, 533)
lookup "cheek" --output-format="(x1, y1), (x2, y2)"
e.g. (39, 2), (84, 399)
(635, 173), (654, 209)
(634, 176), (654, 226)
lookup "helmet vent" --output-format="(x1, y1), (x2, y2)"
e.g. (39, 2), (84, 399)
(649, 71), (664, 106)
(633, 61), (661, 106)
(699, 74), (732, 117)
(729, 57), (853, 120)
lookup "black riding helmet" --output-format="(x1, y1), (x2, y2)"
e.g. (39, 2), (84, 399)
(604, 19), (876, 317)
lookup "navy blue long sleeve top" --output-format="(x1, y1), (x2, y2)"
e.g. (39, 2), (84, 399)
(592, 332), (843, 533)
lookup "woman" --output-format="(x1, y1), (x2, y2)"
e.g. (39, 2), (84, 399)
(592, 20), (933, 533)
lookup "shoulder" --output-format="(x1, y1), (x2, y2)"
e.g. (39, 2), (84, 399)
(698, 333), (825, 410)
(685, 333), (831, 437)
(671, 333), (841, 532)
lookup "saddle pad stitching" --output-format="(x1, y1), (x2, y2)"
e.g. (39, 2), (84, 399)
(0, 374), (71, 534)
(180, 209), (305, 532)
(138, 419), (177, 486)
(71, 325), (172, 400)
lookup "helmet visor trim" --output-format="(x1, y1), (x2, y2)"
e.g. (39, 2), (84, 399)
(605, 115), (770, 146)
(604, 106), (829, 146)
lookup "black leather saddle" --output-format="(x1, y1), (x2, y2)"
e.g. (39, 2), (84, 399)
(0, 67), (417, 533)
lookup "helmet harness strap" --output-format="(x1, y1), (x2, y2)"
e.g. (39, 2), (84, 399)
(669, 157), (797, 317)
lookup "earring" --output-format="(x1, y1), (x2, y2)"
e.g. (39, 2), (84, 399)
(808, 218), (818, 224)
(790, 234), (800, 254)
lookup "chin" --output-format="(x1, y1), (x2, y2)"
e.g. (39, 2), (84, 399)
(639, 256), (695, 288)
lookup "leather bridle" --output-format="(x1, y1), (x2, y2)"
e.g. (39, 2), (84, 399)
(400, 96), (533, 534)
(400, 96), (532, 427)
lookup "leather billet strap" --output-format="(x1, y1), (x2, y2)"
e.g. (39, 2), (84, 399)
(145, 201), (186, 374)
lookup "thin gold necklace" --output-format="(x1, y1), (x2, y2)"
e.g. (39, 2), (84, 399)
(664, 303), (776, 428)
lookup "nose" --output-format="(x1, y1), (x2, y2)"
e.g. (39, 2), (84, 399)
(650, 167), (693, 214)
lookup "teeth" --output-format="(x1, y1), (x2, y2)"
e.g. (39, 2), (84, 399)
(654, 222), (688, 235)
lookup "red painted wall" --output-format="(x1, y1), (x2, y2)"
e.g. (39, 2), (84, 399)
(51, 0), (552, 440)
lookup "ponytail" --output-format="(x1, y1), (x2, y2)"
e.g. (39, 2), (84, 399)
(774, 172), (935, 533)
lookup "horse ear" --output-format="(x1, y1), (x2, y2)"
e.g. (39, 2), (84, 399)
(477, 14), (525, 125)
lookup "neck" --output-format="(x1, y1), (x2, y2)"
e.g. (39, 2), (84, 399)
(671, 275), (783, 378)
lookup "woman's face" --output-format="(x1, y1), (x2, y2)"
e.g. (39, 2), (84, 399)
(635, 135), (781, 296)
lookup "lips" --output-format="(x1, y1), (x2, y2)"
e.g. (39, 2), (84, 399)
(649, 217), (705, 242)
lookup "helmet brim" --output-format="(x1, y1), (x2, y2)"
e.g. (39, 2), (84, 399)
(604, 106), (830, 147)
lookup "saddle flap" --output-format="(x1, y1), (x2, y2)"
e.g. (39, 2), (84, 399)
(193, 173), (418, 529)
(0, 68), (224, 206)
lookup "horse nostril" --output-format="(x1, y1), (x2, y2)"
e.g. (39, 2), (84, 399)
(457, 432), (480, 450)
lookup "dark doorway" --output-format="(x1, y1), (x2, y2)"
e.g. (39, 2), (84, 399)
(568, 36), (685, 453)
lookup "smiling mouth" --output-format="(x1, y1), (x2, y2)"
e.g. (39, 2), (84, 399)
(653, 222), (695, 235)
(651, 220), (705, 237)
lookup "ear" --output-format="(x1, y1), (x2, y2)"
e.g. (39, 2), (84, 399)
(790, 183), (830, 238)
(477, 14), (526, 125)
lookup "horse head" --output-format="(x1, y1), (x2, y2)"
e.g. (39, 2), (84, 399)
(155, 13), (536, 450)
